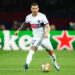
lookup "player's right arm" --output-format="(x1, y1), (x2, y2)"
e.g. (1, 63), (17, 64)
(15, 22), (25, 35)
(15, 22), (29, 35)
(15, 16), (29, 35)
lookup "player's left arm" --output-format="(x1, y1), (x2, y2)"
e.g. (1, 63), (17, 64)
(44, 24), (50, 38)
(42, 14), (51, 38)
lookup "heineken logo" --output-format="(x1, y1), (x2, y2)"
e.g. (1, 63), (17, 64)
(53, 31), (75, 50)
(0, 30), (75, 51)
(0, 31), (43, 50)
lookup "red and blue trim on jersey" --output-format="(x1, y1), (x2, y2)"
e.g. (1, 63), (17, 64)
(30, 23), (49, 28)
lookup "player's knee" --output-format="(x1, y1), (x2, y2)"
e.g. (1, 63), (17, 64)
(31, 46), (37, 51)
(47, 50), (54, 56)
(50, 51), (54, 55)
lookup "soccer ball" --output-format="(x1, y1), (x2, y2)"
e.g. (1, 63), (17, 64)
(41, 63), (51, 72)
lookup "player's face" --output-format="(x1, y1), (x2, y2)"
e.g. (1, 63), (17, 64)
(31, 5), (39, 15)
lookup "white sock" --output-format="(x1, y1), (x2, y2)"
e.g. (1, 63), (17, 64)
(50, 53), (56, 64)
(26, 50), (34, 66)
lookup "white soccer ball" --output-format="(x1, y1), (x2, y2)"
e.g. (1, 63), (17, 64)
(41, 63), (51, 72)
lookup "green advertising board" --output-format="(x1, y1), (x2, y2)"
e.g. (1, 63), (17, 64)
(0, 30), (75, 50)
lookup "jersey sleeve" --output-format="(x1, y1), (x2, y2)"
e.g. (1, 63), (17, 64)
(42, 15), (49, 25)
(25, 16), (29, 23)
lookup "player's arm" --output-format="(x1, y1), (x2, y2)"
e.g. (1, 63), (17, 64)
(15, 22), (29, 35)
(42, 14), (50, 38)
(44, 24), (50, 38)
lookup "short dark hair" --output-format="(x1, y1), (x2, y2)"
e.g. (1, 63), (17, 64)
(31, 3), (39, 7)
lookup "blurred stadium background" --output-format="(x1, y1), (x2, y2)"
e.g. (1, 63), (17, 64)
(0, 0), (75, 75)
(0, 0), (75, 30)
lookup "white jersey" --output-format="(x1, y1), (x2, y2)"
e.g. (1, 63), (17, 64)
(25, 12), (49, 37)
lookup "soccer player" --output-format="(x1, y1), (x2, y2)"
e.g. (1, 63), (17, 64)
(15, 3), (60, 71)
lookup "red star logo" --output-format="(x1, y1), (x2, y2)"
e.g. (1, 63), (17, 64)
(53, 31), (75, 50)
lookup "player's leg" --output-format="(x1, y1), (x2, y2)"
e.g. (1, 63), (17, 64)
(24, 37), (41, 72)
(41, 38), (60, 71)
(46, 49), (60, 71)
(24, 46), (37, 72)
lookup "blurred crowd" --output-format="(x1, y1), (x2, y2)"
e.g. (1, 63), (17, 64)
(0, 20), (31, 30)
(0, 24), (6, 30)
(0, 20), (75, 30)
(0, 0), (75, 30)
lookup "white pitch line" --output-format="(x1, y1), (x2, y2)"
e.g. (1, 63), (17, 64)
(0, 68), (75, 71)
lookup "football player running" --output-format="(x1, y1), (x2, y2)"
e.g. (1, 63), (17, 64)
(15, 3), (60, 72)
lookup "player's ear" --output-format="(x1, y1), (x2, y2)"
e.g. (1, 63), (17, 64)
(30, 8), (32, 12)
(30, 8), (32, 11)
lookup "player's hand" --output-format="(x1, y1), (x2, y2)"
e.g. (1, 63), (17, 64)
(15, 30), (19, 36)
(44, 33), (48, 38)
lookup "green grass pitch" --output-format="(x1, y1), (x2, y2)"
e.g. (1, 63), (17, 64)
(0, 50), (75, 75)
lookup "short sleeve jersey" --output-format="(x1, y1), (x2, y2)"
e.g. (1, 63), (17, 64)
(25, 12), (49, 37)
